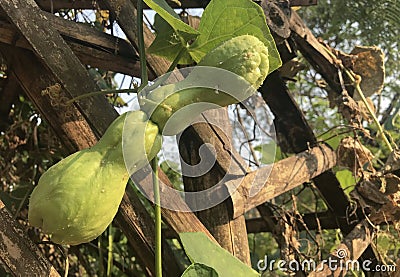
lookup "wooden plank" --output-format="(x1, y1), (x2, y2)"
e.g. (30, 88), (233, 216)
(0, 0), (118, 137)
(179, 109), (251, 265)
(227, 144), (336, 217)
(0, 13), (143, 76)
(34, 0), (209, 11)
(0, 200), (61, 277)
(289, 11), (352, 96)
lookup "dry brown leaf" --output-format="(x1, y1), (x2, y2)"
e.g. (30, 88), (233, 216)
(336, 136), (374, 173)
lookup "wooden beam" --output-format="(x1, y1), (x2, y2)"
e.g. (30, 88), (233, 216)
(0, 14), (143, 77)
(227, 144), (336, 218)
(289, 10), (353, 96)
(34, 0), (209, 11)
(0, 200), (61, 277)
(179, 109), (251, 265)
(0, 0), (118, 137)
(245, 211), (339, 233)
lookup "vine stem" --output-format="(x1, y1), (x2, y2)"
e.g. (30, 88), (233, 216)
(66, 88), (138, 104)
(321, 45), (394, 152)
(107, 224), (113, 277)
(151, 157), (162, 277)
(351, 74), (394, 152)
(137, 1), (162, 276)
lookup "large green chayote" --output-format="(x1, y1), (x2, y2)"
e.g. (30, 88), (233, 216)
(140, 35), (269, 135)
(198, 35), (269, 89)
(28, 111), (161, 245)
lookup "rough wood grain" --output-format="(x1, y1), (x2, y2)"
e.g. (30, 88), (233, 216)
(103, 0), (172, 77)
(179, 109), (251, 265)
(35, 0), (209, 11)
(227, 144), (337, 218)
(0, 0), (118, 137)
(289, 10), (353, 96)
(0, 16), (142, 76)
(0, 200), (61, 277)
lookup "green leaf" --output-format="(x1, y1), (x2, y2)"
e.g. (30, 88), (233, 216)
(318, 130), (349, 150)
(181, 263), (219, 277)
(188, 0), (281, 74)
(147, 15), (194, 64)
(335, 169), (357, 195)
(179, 232), (260, 277)
(144, 0), (199, 63)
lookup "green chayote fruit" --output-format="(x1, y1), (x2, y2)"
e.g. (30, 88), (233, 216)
(28, 111), (161, 245)
(198, 35), (269, 89)
(140, 35), (269, 135)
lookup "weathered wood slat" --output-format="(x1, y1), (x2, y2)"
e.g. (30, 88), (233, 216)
(0, 0), (118, 137)
(34, 0), (209, 11)
(179, 109), (251, 265)
(103, 0), (171, 78)
(227, 144), (337, 218)
(289, 11), (352, 96)
(0, 200), (61, 277)
(0, 12), (142, 76)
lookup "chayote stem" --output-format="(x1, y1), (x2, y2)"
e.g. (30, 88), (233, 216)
(321, 44), (394, 152)
(66, 88), (138, 104)
(151, 157), (162, 277)
(137, 1), (162, 275)
(107, 225), (113, 277)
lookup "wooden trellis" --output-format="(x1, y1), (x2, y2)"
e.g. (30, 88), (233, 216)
(0, 0), (397, 276)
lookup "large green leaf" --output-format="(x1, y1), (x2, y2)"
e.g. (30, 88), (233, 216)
(144, 0), (199, 63)
(181, 263), (219, 277)
(188, 0), (281, 73)
(179, 232), (260, 277)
